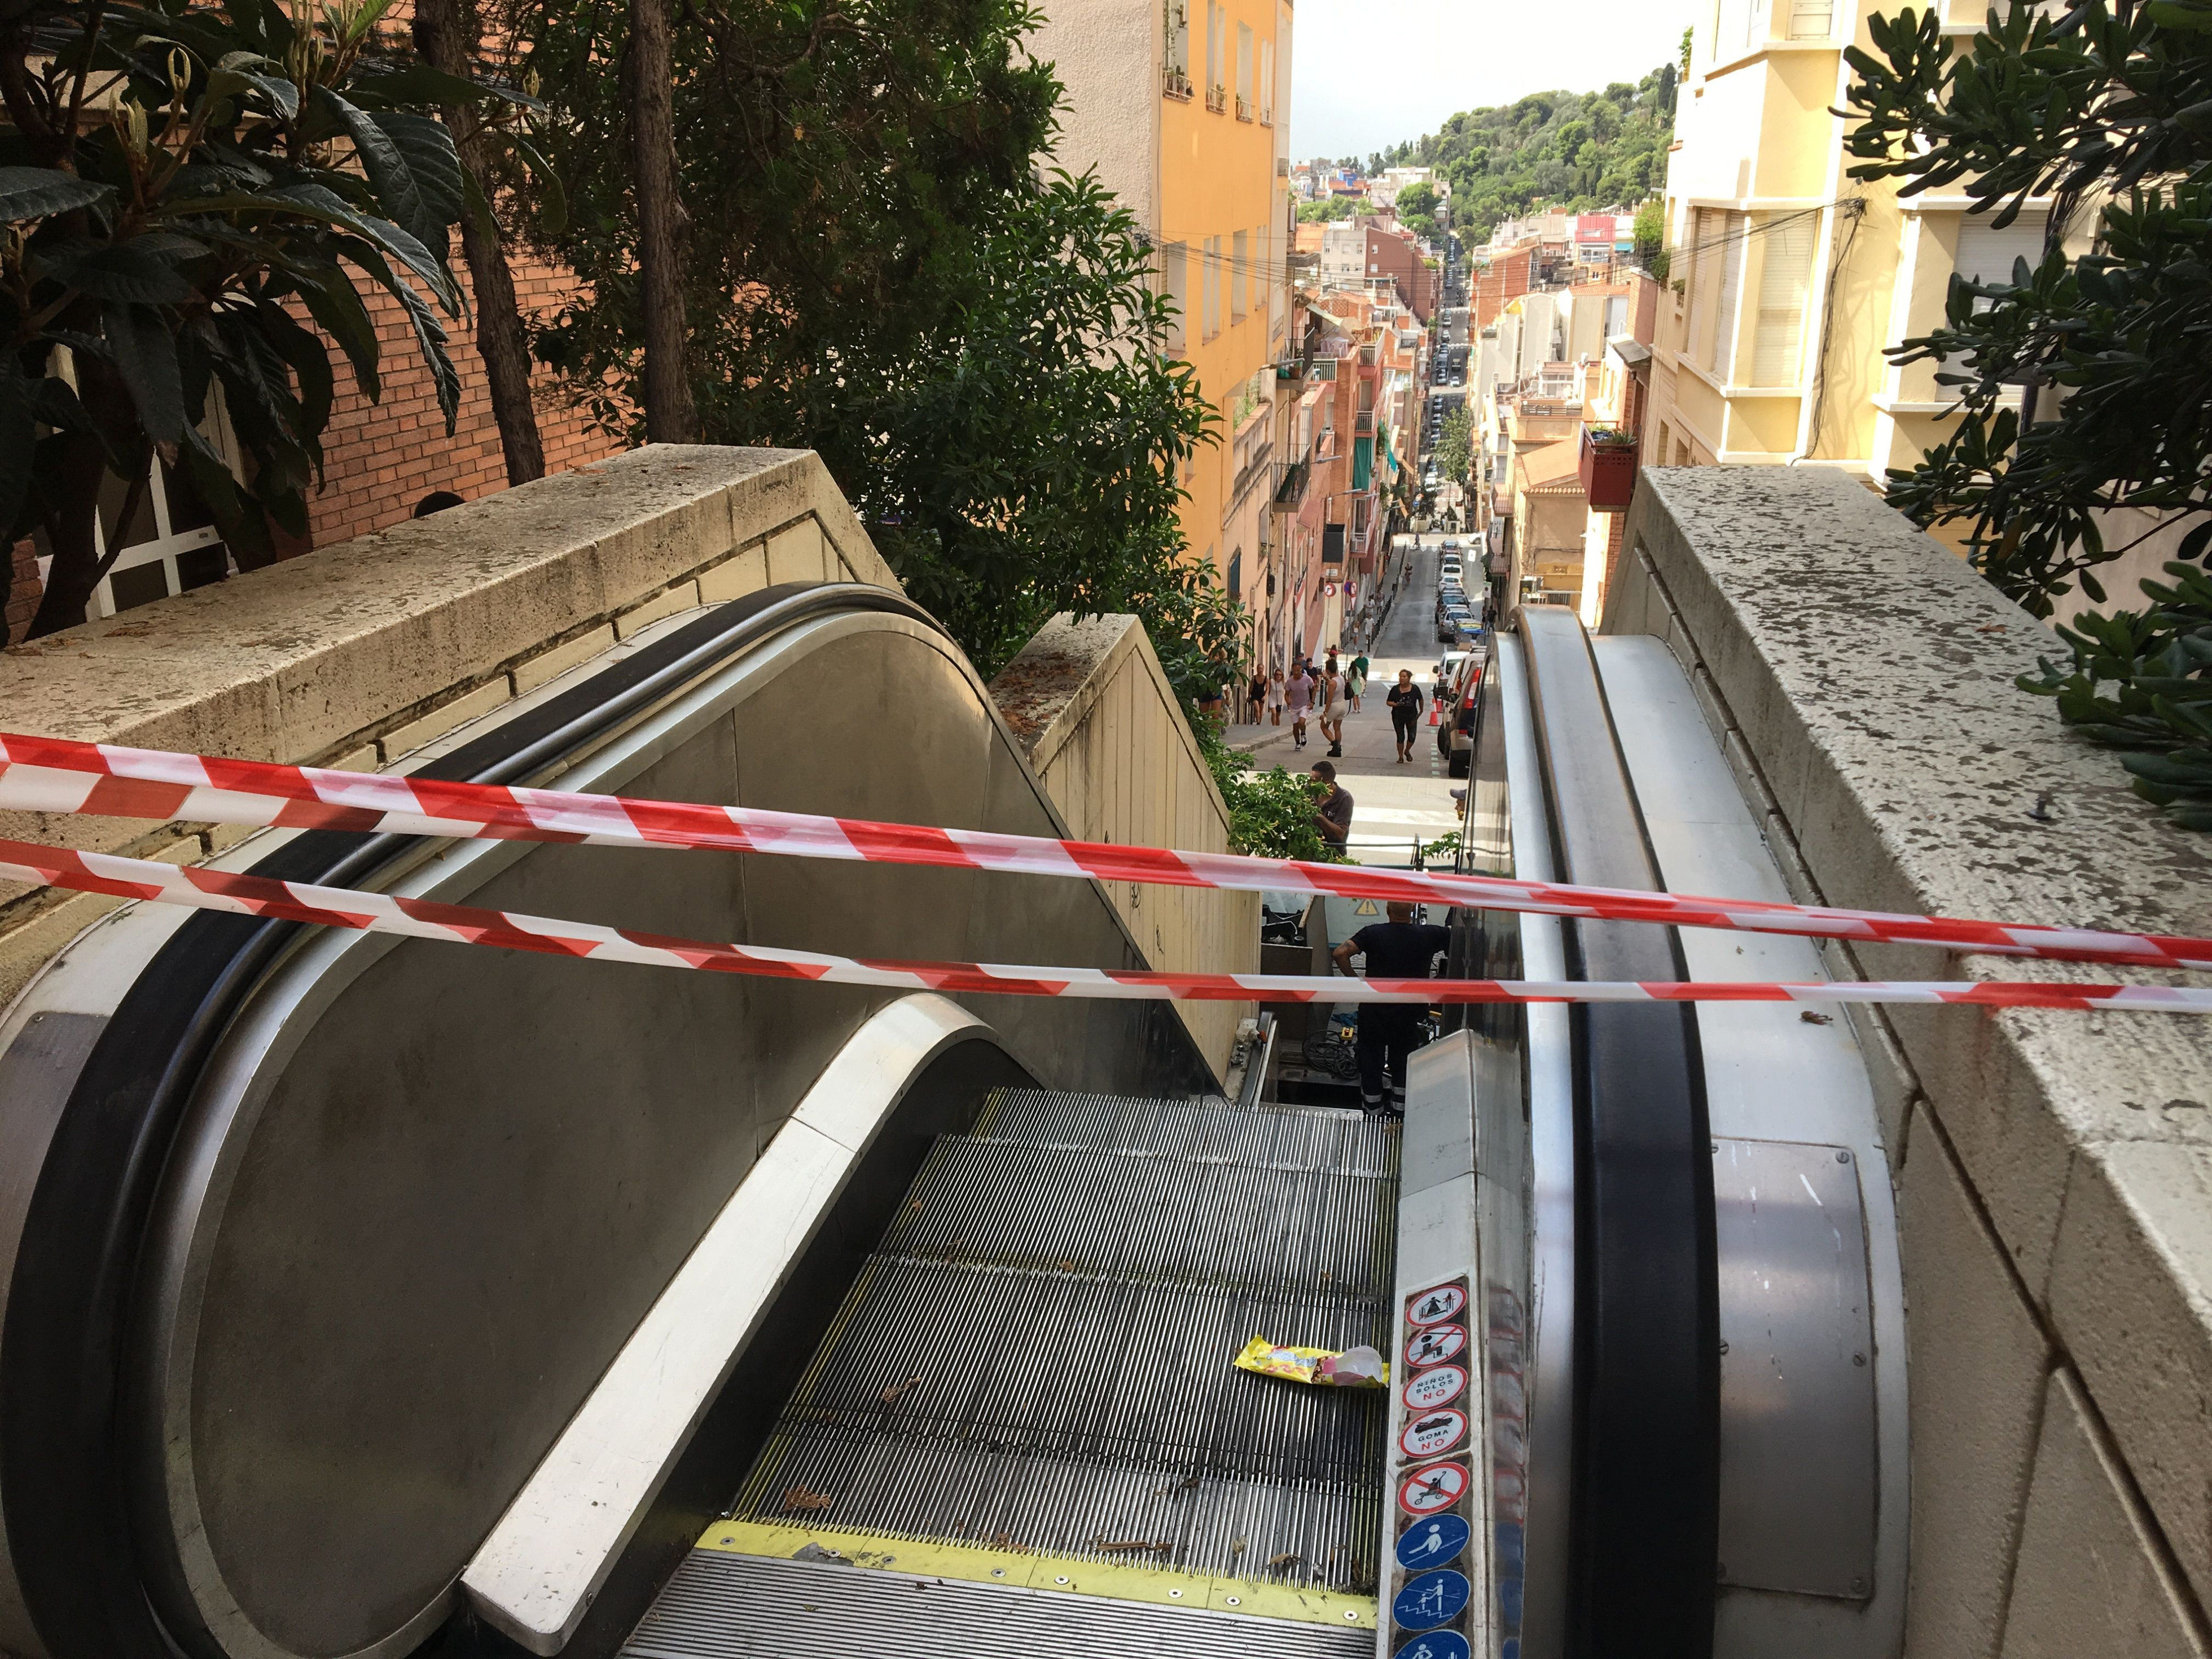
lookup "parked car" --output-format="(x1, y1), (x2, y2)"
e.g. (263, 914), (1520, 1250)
(1438, 649), (1485, 776)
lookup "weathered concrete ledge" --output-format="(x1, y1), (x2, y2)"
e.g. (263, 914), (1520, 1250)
(991, 613), (1258, 1075)
(1605, 465), (2212, 1656)
(0, 445), (899, 999)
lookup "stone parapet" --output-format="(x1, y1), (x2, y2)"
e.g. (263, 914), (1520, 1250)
(991, 613), (1260, 1077)
(1603, 465), (2212, 1656)
(0, 445), (895, 1004)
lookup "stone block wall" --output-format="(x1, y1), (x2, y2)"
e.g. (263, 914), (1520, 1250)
(992, 613), (1261, 1078)
(1602, 465), (2212, 1657)
(0, 446), (893, 1008)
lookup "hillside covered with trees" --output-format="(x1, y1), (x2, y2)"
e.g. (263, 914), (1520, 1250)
(1376, 60), (1679, 238)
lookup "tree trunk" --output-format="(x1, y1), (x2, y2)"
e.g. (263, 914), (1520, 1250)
(625, 0), (697, 442)
(27, 432), (114, 638)
(414, 0), (546, 487)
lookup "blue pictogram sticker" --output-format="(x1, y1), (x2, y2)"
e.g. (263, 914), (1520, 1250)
(1393, 1568), (1472, 1632)
(1392, 1630), (1472, 1659)
(1394, 1513), (1471, 1572)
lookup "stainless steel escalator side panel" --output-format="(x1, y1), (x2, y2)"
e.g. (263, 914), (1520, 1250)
(1591, 635), (1906, 1659)
(0, 592), (1211, 1659)
(122, 606), (1211, 1659)
(1490, 633), (1577, 1659)
(462, 992), (1014, 1654)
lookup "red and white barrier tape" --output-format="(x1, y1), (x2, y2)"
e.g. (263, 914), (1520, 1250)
(2, 731), (2208, 974)
(3, 836), (2206, 1013)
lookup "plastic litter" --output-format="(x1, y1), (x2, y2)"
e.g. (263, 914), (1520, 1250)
(1233, 1335), (1390, 1388)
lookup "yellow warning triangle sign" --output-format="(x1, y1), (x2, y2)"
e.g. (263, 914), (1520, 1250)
(1353, 899), (1381, 916)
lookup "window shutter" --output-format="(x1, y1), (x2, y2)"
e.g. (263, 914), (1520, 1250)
(1710, 211), (1746, 378)
(1955, 212), (2049, 293)
(1232, 229), (1249, 321)
(1787, 0), (1833, 38)
(1750, 211), (1815, 385)
(1164, 242), (1188, 351)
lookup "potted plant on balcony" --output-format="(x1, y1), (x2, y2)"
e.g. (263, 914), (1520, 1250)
(1579, 425), (1639, 513)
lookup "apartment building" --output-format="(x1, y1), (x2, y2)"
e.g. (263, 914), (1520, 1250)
(1317, 218), (1438, 322)
(1030, 0), (1294, 646)
(1645, 0), (2053, 484)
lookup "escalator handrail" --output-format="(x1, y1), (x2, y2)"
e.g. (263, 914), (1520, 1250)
(1517, 603), (1720, 1659)
(0, 581), (934, 1659)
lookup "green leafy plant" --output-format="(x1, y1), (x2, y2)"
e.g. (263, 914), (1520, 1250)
(514, 0), (1233, 684)
(1841, 1), (2212, 613)
(1197, 722), (1344, 862)
(2023, 561), (2212, 829)
(1433, 406), (1473, 484)
(2, 0), (508, 636)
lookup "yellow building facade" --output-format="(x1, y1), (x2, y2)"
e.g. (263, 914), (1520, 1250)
(1024, 0), (1293, 641)
(1645, 0), (2052, 486)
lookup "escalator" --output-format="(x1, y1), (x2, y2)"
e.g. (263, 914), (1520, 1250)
(0, 587), (1909, 1659)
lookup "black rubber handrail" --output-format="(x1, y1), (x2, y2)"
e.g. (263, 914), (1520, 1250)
(0, 581), (935, 1659)
(1518, 603), (1719, 1659)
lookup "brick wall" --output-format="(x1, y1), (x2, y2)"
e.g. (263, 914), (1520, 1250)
(305, 250), (628, 548)
(6, 540), (41, 646)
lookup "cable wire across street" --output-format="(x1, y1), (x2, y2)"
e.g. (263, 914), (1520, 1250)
(2, 835), (2208, 1014)
(2, 731), (2208, 975)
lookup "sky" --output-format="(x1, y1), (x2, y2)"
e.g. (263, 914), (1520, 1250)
(1290, 0), (1694, 163)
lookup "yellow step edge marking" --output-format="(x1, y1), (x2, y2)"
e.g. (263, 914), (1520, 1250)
(697, 1519), (1376, 1631)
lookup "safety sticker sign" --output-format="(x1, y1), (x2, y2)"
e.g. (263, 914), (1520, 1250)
(1392, 1568), (1473, 1632)
(1404, 1323), (1468, 1369)
(1391, 1631), (1470, 1659)
(1396, 1459), (1470, 1516)
(1407, 1283), (1468, 1327)
(1394, 1512), (1470, 1573)
(1402, 1362), (1468, 1411)
(1398, 1406), (1470, 1460)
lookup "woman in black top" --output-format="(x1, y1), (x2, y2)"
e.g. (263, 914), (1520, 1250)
(1386, 669), (1425, 764)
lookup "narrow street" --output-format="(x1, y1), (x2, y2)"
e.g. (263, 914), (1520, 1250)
(1223, 536), (1468, 865)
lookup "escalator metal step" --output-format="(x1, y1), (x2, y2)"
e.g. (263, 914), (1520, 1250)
(622, 1546), (1375, 1659)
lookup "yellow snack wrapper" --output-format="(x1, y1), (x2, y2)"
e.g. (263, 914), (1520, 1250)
(1232, 1334), (1390, 1389)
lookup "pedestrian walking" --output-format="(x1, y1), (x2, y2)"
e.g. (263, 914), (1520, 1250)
(1284, 661), (1314, 749)
(1267, 667), (1285, 727)
(1311, 760), (1354, 853)
(1247, 669), (1267, 726)
(1386, 669), (1425, 763)
(1318, 659), (1347, 758)
(1349, 651), (1370, 711)
(1332, 900), (1450, 1117)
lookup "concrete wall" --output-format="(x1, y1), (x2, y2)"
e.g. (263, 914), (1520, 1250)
(991, 613), (1260, 1078)
(1601, 465), (2212, 1658)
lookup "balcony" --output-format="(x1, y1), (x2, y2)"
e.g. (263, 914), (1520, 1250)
(1353, 410), (1375, 437)
(1235, 94), (1253, 121)
(1271, 459), (1310, 514)
(1163, 67), (1193, 101)
(1205, 83), (1227, 113)
(1260, 103), (1274, 127)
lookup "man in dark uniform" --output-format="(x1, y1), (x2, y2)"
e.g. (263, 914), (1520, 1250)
(1332, 900), (1450, 1117)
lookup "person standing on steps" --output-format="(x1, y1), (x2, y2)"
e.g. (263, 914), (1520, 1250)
(1311, 760), (1354, 853)
(1284, 660), (1314, 749)
(1386, 669), (1425, 764)
(1333, 900), (1451, 1118)
(1319, 654), (1346, 758)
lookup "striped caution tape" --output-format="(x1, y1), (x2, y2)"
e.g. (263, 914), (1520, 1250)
(0, 731), (2206, 974)
(3, 836), (2206, 1013)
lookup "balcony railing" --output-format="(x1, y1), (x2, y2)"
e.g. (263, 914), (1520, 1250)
(1353, 411), (1375, 437)
(1271, 458), (1310, 513)
(1235, 94), (1253, 121)
(1163, 67), (1193, 100)
(1205, 83), (1228, 113)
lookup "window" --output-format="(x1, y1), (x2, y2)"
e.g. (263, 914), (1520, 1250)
(1656, 420), (1672, 464)
(1206, 1), (1224, 100)
(1787, 0), (1834, 36)
(1203, 235), (1221, 338)
(1164, 0), (1191, 92)
(1750, 210), (1815, 385)
(1691, 208), (1747, 379)
(1955, 211), (2049, 301)
(1235, 22), (1253, 118)
(1259, 38), (1274, 123)
(1163, 241), (1188, 350)
(1232, 230), (1248, 321)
